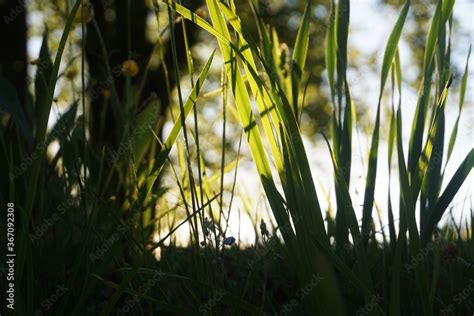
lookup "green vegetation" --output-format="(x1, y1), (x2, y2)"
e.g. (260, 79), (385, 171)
(0, 0), (472, 315)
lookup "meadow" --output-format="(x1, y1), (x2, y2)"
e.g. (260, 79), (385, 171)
(0, 0), (473, 315)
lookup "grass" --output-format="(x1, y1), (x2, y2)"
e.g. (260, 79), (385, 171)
(0, 0), (473, 315)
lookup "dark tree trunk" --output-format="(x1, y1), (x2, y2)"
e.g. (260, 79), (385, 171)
(0, 0), (27, 104)
(85, 0), (201, 151)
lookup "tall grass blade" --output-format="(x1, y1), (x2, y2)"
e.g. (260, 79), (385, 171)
(19, 0), (81, 292)
(396, 108), (433, 315)
(447, 46), (470, 161)
(143, 51), (215, 199)
(361, 0), (410, 243)
(423, 149), (473, 243)
(291, 0), (311, 118)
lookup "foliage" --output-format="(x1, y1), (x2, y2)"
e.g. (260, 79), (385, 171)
(0, 0), (472, 315)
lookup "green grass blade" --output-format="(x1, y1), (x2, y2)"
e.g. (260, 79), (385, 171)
(323, 136), (374, 294)
(361, 0), (410, 242)
(291, 0), (311, 118)
(396, 108), (433, 316)
(447, 46), (470, 161)
(19, 0), (81, 288)
(411, 76), (452, 203)
(423, 149), (473, 243)
(408, 0), (443, 175)
(325, 0), (337, 103)
(143, 51), (215, 198)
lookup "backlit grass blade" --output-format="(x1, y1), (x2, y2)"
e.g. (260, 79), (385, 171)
(218, 1), (330, 243)
(411, 76), (452, 204)
(335, 0), (349, 85)
(19, 0), (81, 291)
(291, 0), (311, 118)
(387, 50), (402, 249)
(143, 51), (215, 198)
(217, 1), (284, 173)
(423, 149), (473, 243)
(205, 1), (346, 313)
(323, 135), (375, 296)
(420, 103), (445, 242)
(332, 0), (353, 250)
(325, 0), (336, 103)
(447, 46), (470, 161)
(408, 0), (443, 175)
(361, 0), (410, 243)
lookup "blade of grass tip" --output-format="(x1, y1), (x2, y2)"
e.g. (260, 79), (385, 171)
(387, 69), (396, 249)
(291, 0), (311, 119)
(396, 106), (433, 315)
(325, 0), (336, 104)
(388, 51), (402, 249)
(447, 46), (470, 162)
(361, 0), (410, 244)
(408, 0), (442, 176)
(335, 0), (349, 107)
(411, 76), (452, 210)
(19, 0), (81, 288)
(419, 86), (448, 244)
(142, 51), (215, 200)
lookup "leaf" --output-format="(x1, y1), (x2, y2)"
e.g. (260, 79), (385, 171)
(143, 51), (215, 199)
(361, 0), (410, 243)
(424, 149), (474, 242)
(395, 107), (433, 315)
(325, 0), (337, 102)
(447, 46), (470, 160)
(291, 0), (311, 117)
